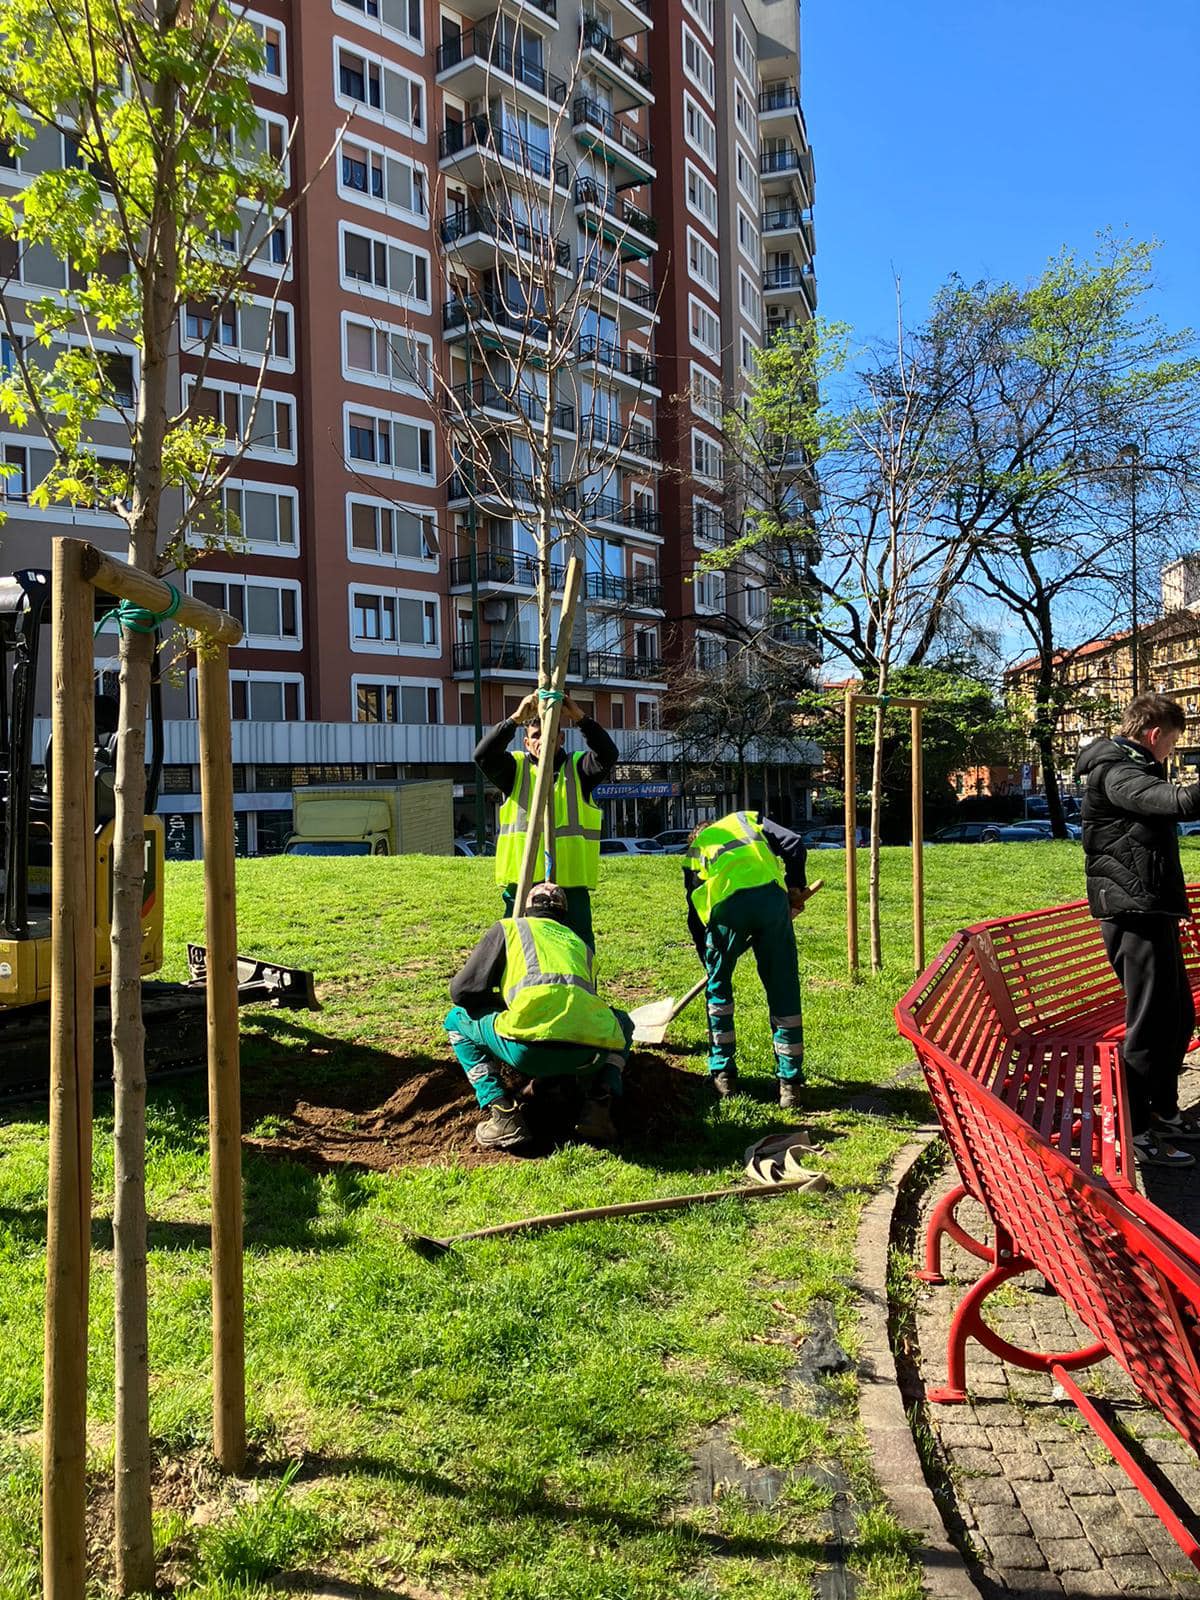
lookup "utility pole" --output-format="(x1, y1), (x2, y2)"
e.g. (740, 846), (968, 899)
(464, 338), (486, 854)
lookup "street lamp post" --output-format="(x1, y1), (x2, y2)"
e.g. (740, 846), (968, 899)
(1120, 442), (1141, 697)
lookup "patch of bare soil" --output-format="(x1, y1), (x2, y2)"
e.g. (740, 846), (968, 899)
(242, 1049), (709, 1172)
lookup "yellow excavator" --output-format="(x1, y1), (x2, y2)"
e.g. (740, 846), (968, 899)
(0, 568), (315, 1091)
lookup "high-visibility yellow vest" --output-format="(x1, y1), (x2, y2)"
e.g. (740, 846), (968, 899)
(493, 915), (626, 1049)
(494, 750), (602, 889)
(686, 811), (785, 924)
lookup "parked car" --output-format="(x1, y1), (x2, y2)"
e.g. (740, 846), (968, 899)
(599, 837), (662, 855)
(799, 825), (870, 850)
(453, 837), (495, 856)
(927, 822), (992, 844)
(1179, 822), (1200, 838)
(654, 829), (692, 850)
(979, 821), (1081, 843)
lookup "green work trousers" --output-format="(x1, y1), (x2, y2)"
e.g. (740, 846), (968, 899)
(703, 882), (804, 1080)
(444, 1005), (631, 1108)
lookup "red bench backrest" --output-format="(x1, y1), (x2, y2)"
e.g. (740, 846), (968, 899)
(897, 932), (1015, 1096)
(969, 900), (1124, 1037)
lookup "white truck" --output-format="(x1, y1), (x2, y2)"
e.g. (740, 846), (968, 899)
(284, 781), (453, 858)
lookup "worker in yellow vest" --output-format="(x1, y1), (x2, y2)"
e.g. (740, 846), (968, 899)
(475, 691), (617, 949)
(684, 811), (813, 1107)
(444, 881), (633, 1151)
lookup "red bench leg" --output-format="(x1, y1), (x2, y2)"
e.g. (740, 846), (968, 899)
(929, 1255), (1109, 1405)
(917, 1183), (991, 1284)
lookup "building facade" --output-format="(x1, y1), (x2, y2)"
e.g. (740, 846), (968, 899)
(0, 0), (818, 853)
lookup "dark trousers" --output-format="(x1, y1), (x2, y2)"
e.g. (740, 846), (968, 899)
(1100, 915), (1195, 1133)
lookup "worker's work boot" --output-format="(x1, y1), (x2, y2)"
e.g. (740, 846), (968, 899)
(711, 1067), (739, 1098)
(575, 1091), (618, 1145)
(476, 1097), (534, 1152)
(778, 1078), (803, 1111)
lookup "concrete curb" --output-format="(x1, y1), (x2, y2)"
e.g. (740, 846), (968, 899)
(855, 1132), (983, 1600)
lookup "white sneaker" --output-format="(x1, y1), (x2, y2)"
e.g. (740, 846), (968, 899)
(1132, 1130), (1195, 1168)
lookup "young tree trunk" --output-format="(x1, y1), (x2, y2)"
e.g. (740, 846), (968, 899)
(1032, 597), (1069, 839)
(868, 697), (885, 973)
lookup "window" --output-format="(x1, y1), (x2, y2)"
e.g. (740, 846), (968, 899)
(354, 679), (441, 723)
(694, 565), (725, 613)
(338, 49), (381, 107)
(734, 82), (754, 140)
(745, 583), (768, 622)
(738, 270), (761, 325)
(732, 18), (754, 82)
(189, 575), (301, 646)
(686, 228), (719, 294)
(689, 364), (722, 423)
(682, 0), (713, 36)
(343, 315), (430, 392)
(681, 23), (714, 102)
(341, 225), (429, 304)
(336, 0), (423, 47)
(735, 144), (758, 203)
(695, 630), (727, 671)
(189, 380), (295, 457)
(692, 497), (722, 545)
(184, 300), (292, 364)
(345, 407), (435, 481)
(334, 40), (425, 136)
(741, 331), (757, 375)
(230, 675), (303, 722)
(1, 444), (28, 501)
(737, 206), (757, 262)
(691, 429), (722, 483)
(688, 295), (720, 358)
(200, 483), (297, 553)
(102, 352), (134, 408)
(636, 695), (660, 730)
(339, 137), (426, 219)
(685, 161), (717, 229)
(350, 588), (440, 651)
(348, 497), (436, 564)
(683, 93), (716, 168)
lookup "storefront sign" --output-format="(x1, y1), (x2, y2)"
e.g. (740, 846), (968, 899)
(593, 781), (681, 800)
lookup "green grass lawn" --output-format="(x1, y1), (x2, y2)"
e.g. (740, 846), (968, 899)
(0, 842), (1126, 1598)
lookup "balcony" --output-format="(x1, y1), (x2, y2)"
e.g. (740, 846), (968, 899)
(439, 116), (567, 189)
(575, 333), (659, 391)
(452, 0), (557, 26)
(572, 96), (656, 183)
(583, 492), (662, 536)
(579, 19), (653, 109)
(602, 0), (653, 38)
(573, 176), (657, 259)
(442, 288), (549, 346)
(440, 203), (572, 272)
(435, 23), (567, 107)
(449, 551), (565, 591)
(580, 257), (657, 324)
(447, 378), (575, 434)
(586, 571), (663, 610)
(757, 85), (808, 144)
(759, 143), (814, 202)
(691, 503), (726, 545)
(762, 264), (811, 300)
(760, 205), (814, 255)
(587, 650), (665, 683)
(447, 468), (578, 511)
(584, 415), (660, 464)
(454, 639), (582, 676)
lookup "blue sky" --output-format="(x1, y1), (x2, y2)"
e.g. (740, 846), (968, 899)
(802, 0), (1200, 352)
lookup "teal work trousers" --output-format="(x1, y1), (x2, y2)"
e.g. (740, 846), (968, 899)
(444, 1005), (631, 1108)
(703, 882), (804, 1080)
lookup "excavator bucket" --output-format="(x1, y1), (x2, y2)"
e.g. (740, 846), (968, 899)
(187, 944), (319, 1010)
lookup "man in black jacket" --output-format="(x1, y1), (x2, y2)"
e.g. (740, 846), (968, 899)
(1076, 693), (1200, 1168)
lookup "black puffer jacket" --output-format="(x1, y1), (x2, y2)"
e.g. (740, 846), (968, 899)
(1075, 737), (1200, 917)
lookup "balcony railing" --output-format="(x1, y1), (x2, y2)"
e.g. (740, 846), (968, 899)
(573, 177), (657, 240)
(575, 335), (658, 387)
(583, 417), (660, 461)
(762, 264), (809, 291)
(691, 504), (726, 544)
(438, 116), (568, 185)
(454, 639), (581, 674)
(448, 379), (575, 433)
(758, 85), (800, 113)
(582, 492), (661, 534)
(442, 289), (548, 339)
(440, 203), (572, 267)
(760, 206), (810, 233)
(586, 571), (663, 609)
(435, 23), (568, 103)
(759, 147), (802, 175)
(447, 469), (577, 508)
(572, 97), (654, 165)
(580, 258), (656, 309)
(579, 19), (653, 88)
(587, 650), (664, 681)
(449, 552), (565, 589)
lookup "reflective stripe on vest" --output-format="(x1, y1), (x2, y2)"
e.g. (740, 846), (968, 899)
(687, 811), (785, 924)
(494, 916), (625, 1049)
(494, 751), (602, 889)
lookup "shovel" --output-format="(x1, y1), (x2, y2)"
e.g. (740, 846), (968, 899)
(630, 879), (824, 1044)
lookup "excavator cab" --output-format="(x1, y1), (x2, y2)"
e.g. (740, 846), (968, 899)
(0, 568), (165, 1010)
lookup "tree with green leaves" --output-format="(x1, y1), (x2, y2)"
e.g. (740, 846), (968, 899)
(0, 4), (299, 1589)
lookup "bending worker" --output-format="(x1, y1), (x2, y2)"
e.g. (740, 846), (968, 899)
(683, 811), (812, 1106)
(444, 881), (633, 1152)
(475, 691), (617, 948)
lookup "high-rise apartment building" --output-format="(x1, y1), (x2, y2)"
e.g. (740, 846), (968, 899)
(0, 0), (816, 853)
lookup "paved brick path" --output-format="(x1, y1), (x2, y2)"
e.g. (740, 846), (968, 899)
(913, 1080), (1200, 1598)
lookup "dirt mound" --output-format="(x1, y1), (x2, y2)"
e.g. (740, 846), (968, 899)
(243, 1049), (709, 1172)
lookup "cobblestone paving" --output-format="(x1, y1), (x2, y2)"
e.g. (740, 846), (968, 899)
(913, 1097), (1200, 1599)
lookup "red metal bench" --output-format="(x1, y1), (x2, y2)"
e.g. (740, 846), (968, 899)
(896, 892), (1200, 1569)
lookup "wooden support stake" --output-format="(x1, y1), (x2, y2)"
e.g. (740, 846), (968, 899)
(79, 545), (241, 644)
(911, 703), (925, 973)
(844, 687), (859, 978)
(43, 538), (96, 1600)
(197, 645), (245, 1473)
(513, 556), (584, 915)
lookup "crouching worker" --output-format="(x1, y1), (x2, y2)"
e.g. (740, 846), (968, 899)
(444, 881), (633, 1152)
(684, 811), (811, 1107)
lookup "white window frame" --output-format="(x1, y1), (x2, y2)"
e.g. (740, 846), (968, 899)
(634, 693), (661, 730)
(682, 91), (716, 171)
(735, 143), (758, 205)
(738, 268), (761, 325)
(188, 667), (306, 721)
(187, 570), (303, 651)
(694, 629), (727, 672)
(684, 159), (718, 230)
(188, 478), (300, 559)
(681, 0), (713, 39)
(348, 583), (441, 658)
(692, 494), (722, 546)
(688, 361), (722, 424)
(693, 562), (725, 615)
(691, 426), (723, 485)
(681, 21), (714, 105)
(337, 131), (428, 227)
(180, 293), (295, 375)
(332, 0), (424, 56)
(688, 294), (720, 358)
(737, 204), (758, 265)
(351, 674), (443, 724)
(340, 311), (432, 397)
(345, 492), (439, 571)
(733, 80), (754, 141)
(0, 432), (127, 525)
(183, 375), (298, 463)
(343, 402), (436, 485)
(333, 35), (426, 140)
(685, 226), (719, 294)
(338, 218), (431, 311)
(732, 18), (755, 88)
(242, 9), (288, 92)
